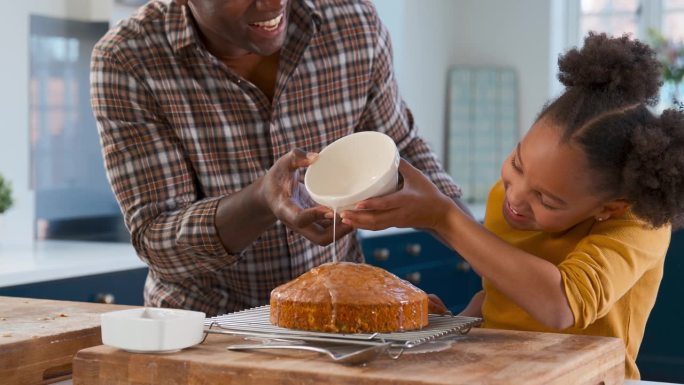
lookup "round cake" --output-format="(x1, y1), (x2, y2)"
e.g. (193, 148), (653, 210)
(269, 262), (428, 333)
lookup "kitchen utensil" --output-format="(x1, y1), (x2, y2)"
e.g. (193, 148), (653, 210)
(225, 340), (392, 365)
(204, 304), (481, 349)
(304, 131), (399, 210)
(101, 307), (206, 353)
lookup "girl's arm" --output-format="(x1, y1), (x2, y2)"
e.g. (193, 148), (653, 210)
(458, 290), (484, 318)
(437, 204), (574, 329)
(342, 160), (575, 330)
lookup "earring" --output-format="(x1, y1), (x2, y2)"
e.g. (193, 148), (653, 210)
(596, 217), (605, 222)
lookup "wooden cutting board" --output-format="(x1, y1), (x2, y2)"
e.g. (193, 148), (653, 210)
(0, 296), (133, 385)
(73, 327), (625, 385)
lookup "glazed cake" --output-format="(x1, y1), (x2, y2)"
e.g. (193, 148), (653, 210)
(269, 262), (428, 333)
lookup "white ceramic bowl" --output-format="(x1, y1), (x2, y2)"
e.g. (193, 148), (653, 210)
(101, 307), (206, 353)
(305, 131), (399, 210)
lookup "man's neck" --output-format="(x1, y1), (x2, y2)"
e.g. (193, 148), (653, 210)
(223, 52), (281, 102)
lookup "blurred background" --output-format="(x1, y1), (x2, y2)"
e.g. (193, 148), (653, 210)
(0, 1), (682, 382)
(2, 0), (682, 244)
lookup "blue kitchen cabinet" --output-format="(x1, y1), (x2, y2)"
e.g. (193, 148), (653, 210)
(0, 268), (148, 306)
(637, 229), (684, 383)
(359, 230), (481, 313)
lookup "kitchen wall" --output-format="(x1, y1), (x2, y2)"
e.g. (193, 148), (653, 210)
(374, 0), (570, 162)
(0, 0), (569, 244)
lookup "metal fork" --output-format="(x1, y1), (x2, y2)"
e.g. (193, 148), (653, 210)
(225, 340), (392, 365)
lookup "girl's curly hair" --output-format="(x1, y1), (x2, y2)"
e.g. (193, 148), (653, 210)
(539, 32), (684, 228)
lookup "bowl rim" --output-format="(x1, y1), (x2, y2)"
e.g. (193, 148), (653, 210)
(304, 131), (399, 209)
(101, 307), (206, 322)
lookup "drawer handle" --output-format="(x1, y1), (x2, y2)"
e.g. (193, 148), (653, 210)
(406, 272), (421, 285)
(95, 293), (116, 304)
(373, 248), (390, 261)
(405, 243), (422, 256)
(456, 261), (471, 272)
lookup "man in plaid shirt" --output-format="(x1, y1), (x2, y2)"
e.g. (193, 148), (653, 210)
(91, 0), (464, 316)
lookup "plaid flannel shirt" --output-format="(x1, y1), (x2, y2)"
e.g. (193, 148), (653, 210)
(91, 0), (461, 316)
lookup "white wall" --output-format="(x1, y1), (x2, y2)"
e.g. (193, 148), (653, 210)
(451, 0), (554, 134)
(374, 0), (458, 162)
(0, 1), (112, 244)
(1, 0), (566, 244)
(375, 0), (565, 163)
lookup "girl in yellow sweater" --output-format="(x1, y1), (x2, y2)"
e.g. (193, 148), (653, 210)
(339, 33), (684, 379)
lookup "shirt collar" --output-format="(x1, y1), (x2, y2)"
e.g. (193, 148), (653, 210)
(165, 0), (197, 54)
(298, 0), (322, 33)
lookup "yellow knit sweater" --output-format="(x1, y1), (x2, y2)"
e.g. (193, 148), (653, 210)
(481, 180), (670, 379)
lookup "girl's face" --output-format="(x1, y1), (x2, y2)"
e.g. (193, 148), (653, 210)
(500, 119), (612, 233)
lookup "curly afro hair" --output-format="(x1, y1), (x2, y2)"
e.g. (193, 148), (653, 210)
(539, 32), (684, 228)
(557, 32), (661, 105)
(623, 109), (684, 228)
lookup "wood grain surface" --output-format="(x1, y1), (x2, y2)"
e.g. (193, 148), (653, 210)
(73, 326), (625, 385)
(0, 296), (132, 384)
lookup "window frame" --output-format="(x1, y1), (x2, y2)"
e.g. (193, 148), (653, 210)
(565, 0), (664, 47)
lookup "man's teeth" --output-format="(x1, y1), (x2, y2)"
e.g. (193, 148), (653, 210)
(251, 14), (283, 30)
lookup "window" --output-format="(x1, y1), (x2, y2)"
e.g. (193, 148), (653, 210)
(568, 0), (646, 43)
(446, 68), (519, 205)
(662, 0), (684, 41)
(30, 15), (129, 242)
(567, 0), (684, 109)
(579, 0), (641, 38)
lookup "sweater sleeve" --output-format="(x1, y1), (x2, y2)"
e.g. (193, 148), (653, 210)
(559, 216), (670, 329)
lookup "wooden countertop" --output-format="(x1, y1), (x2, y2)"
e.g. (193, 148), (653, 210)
(0, 296), (133, 385)
(74, 326), (625, 385)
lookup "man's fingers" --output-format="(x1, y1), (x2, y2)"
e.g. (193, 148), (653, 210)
(295, 221), (349, 246)
(333, 221), (355, 238)
(294, 206), (330, 227)
(398, 158), (420, 176)
(288, 148), (319, 170)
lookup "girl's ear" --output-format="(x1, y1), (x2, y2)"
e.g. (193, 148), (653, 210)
(595, 199), (631, 221)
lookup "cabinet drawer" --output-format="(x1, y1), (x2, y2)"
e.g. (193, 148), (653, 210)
(361, 231), (461, 268)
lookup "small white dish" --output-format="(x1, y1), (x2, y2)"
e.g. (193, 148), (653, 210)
(101, 307), (206, 353)
(305, 131), (399, 210)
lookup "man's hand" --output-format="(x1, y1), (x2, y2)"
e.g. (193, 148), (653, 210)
(260, 149), (354, 245)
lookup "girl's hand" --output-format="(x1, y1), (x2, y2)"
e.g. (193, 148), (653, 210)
(339, 159), (454, 231)
(427, 293), (449, 314)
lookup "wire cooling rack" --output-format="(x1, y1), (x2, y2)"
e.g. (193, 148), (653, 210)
(204, 305), (481, 349)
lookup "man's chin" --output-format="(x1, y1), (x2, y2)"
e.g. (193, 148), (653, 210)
(250, 42), (285, 56)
